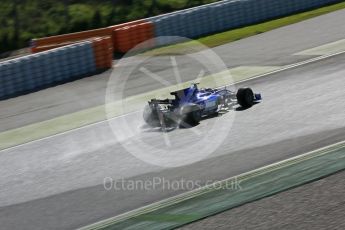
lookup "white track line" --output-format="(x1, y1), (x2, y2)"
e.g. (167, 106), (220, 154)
(2, 49), (345, 152)
(78, 139), (345, 230)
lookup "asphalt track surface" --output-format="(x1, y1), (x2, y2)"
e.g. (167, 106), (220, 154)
(1, 50), (345, 230)
(1, 10), (345, 230)
(1, 9), (345, 131)
(180, 169), (345, 230)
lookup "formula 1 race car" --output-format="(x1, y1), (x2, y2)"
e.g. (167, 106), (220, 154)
(143, 84), (261, 129)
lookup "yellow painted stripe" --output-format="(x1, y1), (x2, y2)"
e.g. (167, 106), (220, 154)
(0, 65), (280, 151)
(295, 39), (345, 56)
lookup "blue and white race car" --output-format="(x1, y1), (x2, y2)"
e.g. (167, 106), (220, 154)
(143, 84), (261, 129)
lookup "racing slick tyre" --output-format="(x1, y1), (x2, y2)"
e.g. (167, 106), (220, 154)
(179, 104), (202, 128)
(143, 104), (160, 127)
(236, 88), (254, 108)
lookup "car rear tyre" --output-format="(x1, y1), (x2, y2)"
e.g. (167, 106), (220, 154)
(143, 104), (160, 127)
(180, 111), (201, 128)
(179, 104), (202, 128)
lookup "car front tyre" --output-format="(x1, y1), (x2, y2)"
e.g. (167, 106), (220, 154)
(236, 88), (254, 108)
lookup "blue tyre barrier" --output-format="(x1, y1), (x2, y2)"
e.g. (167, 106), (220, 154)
(0, 41), (97, 99)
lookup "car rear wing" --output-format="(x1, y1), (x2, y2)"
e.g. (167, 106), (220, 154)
(148, 98), (174, 105)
